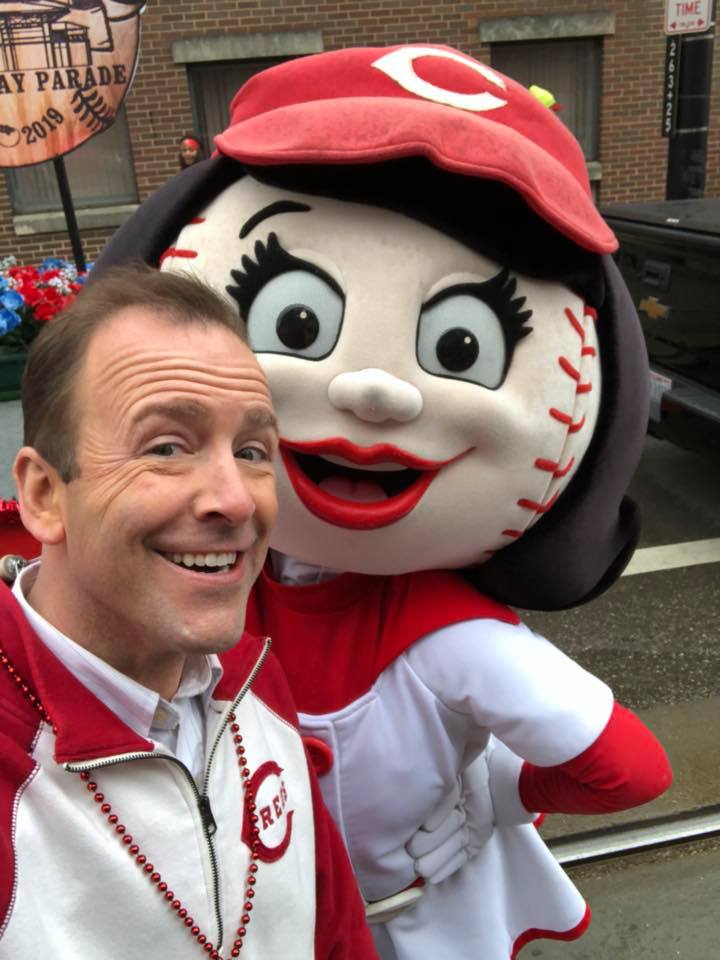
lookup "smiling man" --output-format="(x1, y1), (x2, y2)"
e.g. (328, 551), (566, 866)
(0, 264), (376, 959)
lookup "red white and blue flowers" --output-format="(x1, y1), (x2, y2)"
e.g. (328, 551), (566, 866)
(0, 256), (90, 351)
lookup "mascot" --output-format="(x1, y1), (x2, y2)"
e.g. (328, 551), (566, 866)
(4, 46), (671, 959)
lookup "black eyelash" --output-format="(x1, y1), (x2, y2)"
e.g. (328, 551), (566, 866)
(226, 232), (340, 319)
(425, 267), (533, 344)
(424, 267), (533, 381)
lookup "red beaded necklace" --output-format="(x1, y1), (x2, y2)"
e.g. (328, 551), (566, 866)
(0, 643), (261, 959)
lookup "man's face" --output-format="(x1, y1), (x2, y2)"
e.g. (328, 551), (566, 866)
(52, 308), (277, 662)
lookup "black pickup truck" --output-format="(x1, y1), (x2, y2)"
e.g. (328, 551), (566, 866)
(602, 198), (720, 459)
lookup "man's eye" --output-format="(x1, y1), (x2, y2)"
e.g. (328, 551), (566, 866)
(148, 442), (181, 457)
(236, 446), (268, 462)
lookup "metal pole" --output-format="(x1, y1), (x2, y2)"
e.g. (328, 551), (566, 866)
(52, 155), (86, 274)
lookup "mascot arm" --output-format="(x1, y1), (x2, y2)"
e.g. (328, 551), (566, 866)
(518, 701), (672, 814)
(405, 618), (615, 765)
(405, 620), (671, 816)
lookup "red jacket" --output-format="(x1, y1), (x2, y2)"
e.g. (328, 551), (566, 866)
(0, 583), (377, 959)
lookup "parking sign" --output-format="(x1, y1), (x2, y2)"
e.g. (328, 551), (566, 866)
(664, 0), (713, 34)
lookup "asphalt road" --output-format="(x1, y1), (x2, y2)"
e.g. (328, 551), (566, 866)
(528, 837), (720, 960)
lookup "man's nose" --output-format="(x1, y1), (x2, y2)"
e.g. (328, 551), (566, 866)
(328, 368), (423, 423)
(193, 453), (256, 524)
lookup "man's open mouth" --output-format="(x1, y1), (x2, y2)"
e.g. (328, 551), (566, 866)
(280, 437), (472, 530)
(160, 551), (238, 574)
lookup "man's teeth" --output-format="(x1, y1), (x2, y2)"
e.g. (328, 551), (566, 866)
(165, 551), (237, 570)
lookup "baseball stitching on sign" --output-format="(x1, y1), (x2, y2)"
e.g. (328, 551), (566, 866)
(71, 89), (117, 133)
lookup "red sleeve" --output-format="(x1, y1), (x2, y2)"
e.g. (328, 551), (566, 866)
(519, 702), (673, 815)
(308, 756), (378, 960)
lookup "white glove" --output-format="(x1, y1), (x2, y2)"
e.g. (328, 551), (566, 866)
(405, 753), (496, 885)
(405, 779), (469, 884)
(406, 738), (535, 885)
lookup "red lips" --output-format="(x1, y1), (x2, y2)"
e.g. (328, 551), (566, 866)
(280, 437), (471, 530)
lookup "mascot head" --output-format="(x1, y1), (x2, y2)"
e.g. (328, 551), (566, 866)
(97, 45), (648, 610)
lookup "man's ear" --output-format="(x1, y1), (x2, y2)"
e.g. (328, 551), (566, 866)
(13, 447), (67, 545)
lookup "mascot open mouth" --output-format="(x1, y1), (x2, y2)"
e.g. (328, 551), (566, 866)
(280, 438), (471, 530)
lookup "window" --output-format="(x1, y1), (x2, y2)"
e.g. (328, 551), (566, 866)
(187, 58), (286, 151)
(4, 107), (137, 215)
(491, 38), (601, 162)
(173, 30), (323, 155)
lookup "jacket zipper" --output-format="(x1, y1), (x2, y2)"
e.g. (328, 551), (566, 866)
(65, 637), (272, 951)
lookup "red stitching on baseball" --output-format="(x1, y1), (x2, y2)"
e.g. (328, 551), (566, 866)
(534, 456), (575, 478)
(502, 529), (523, 538)
(559, 356), (581, 381)
(549, 409), (586, 433)
(581, 346), (597, 357)
(564, 307), (585, 340)
(559, 357), (593, 394)
(584, 306), (598, 322)
(189, 217), (205, 224)
(517, 491), (560, 514)
(159, 247), (198, 265)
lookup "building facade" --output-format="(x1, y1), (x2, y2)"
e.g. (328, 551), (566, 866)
(1, 0), (718, 265)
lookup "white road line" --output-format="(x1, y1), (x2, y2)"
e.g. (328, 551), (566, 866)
(623, 538), (720, 576)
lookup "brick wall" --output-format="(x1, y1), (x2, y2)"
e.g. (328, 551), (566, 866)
(1, 0), (718, 265)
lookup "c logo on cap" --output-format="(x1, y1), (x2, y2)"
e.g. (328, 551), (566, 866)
(372, 46), (507, 114)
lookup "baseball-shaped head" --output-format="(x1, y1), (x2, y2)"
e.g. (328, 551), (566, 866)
(97, 45), (649, 609)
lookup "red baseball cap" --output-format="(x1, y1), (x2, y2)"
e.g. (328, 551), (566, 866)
(216, 44), (616, 254)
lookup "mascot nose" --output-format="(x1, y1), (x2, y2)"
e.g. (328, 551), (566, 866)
(328, 368), (423, 423)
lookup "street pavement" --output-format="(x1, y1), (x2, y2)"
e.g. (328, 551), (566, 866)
(530, 837), (720, 960)
(0, 398), (20, 498)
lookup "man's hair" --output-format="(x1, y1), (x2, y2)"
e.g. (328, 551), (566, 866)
(22, 262), (247, 482)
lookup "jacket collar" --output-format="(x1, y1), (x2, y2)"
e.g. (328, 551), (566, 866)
(1, 582), (264, 764)
(1, 583), (160, 764)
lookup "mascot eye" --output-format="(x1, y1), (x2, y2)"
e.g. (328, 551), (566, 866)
(246, 270), (343, 358)
(227, 233), (344, 360)
(416, 269), (533, 390)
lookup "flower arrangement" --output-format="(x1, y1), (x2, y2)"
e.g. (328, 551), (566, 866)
(0, 256), (90, 353)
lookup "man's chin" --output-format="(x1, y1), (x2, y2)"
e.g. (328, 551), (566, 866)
(183, 617), (248, 653)
(168, 603), (248, 655)
(208, 628), (247, 655)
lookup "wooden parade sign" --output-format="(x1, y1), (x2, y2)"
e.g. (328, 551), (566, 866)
(0, 1), (145, 168)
